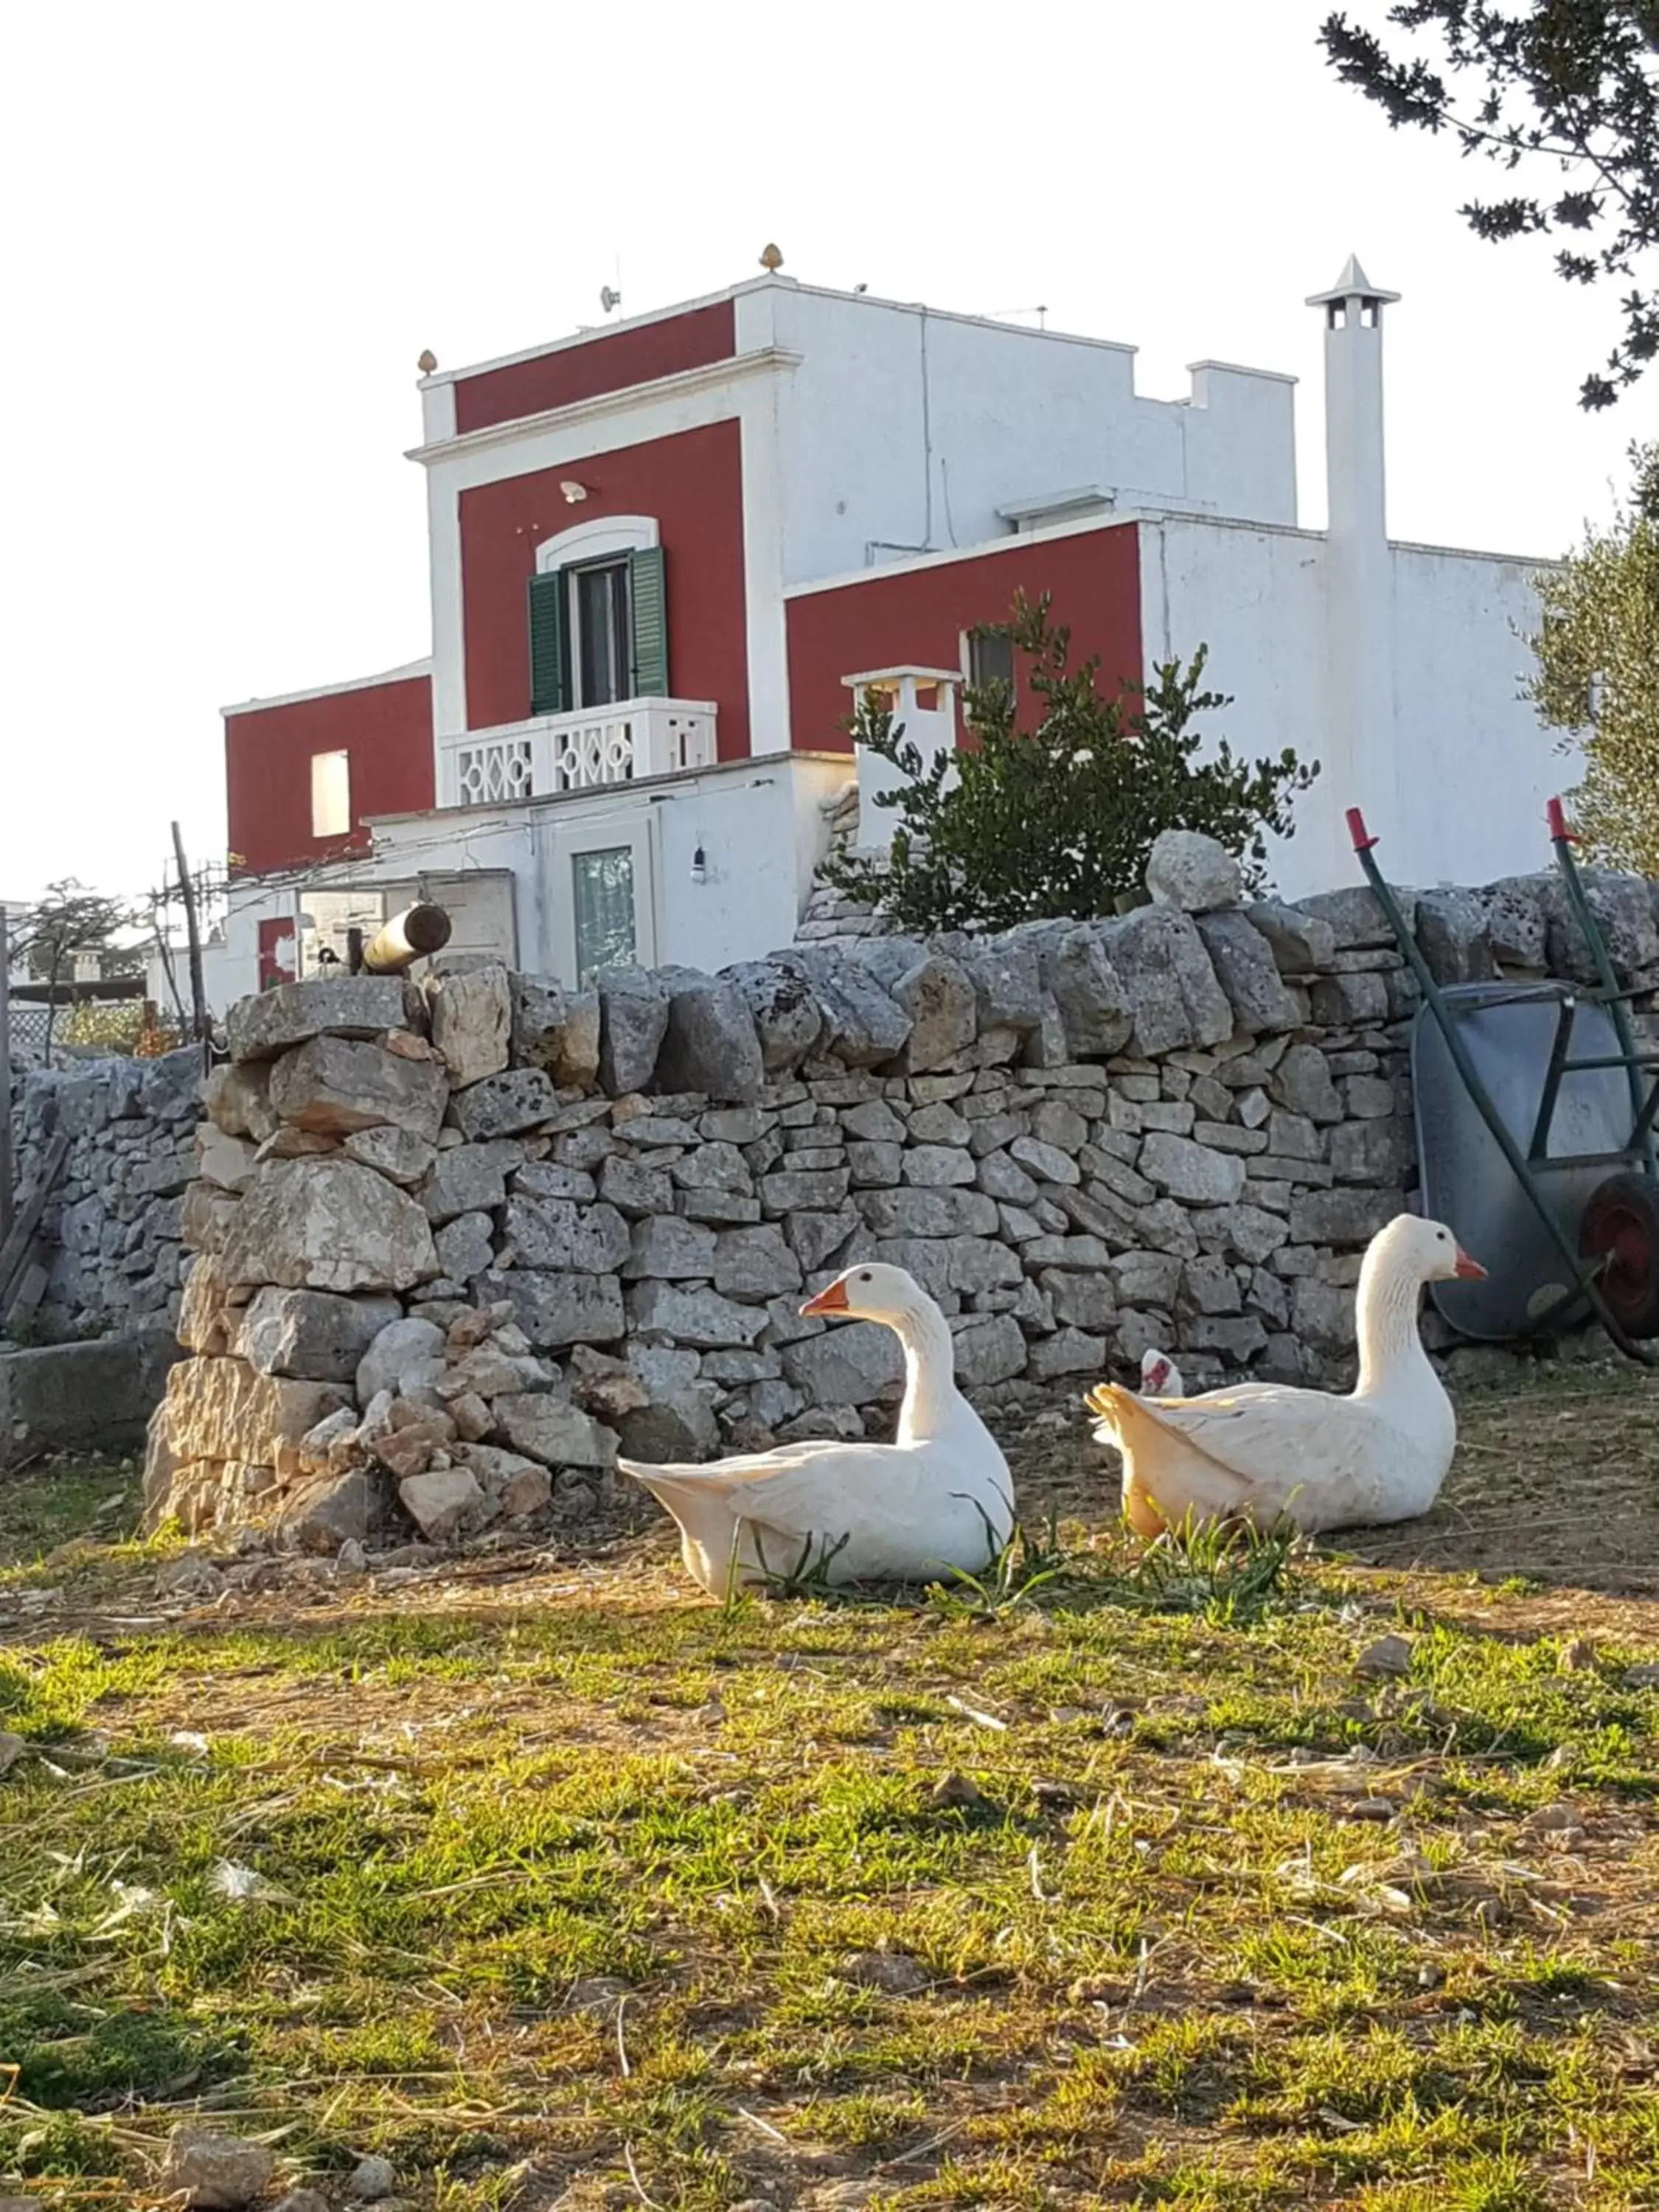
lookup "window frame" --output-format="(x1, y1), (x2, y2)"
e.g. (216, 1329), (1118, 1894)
(546, 809), (659, 987)
(567, 555), (632, 709)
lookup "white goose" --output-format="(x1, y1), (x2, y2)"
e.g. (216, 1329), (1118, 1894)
(622, 1262), (1015, 1598)
(1089, 1214), (1486, 1537)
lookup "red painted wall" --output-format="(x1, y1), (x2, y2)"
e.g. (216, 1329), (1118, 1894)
(226, 675), (434, 877)
(459, 419), (750, 757)
(453, 302), (736, 436)
(784, 524), (1144, 752)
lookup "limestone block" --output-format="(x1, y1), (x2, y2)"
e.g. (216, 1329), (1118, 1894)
(159, 2125), (276, 2209)
(268, 1035), (448, 1144)
(654, 967), (766, 1102)
(501, 1195), (630, 1273)
(356, 1316), (447, 1402)
(782, 1321), (904, 1404)
(434, 1211), (495, 1282)
(157, 1357), (349, 1474)
(1101, 907), (1234, 1057)
(712, 1223), (802, 1301)
(341, 1126), (438, 1186)
(1138, 1133), (1245, 1206)
(856, 1186), (997, 1238)
(627, 1280), (768, 1347)
(399, 1467), (489, 1541)
(427, 963), (512, 1088)
(1195, 909), (1301, 1032)
(950, 1313), (1028, 1385)
(512, 975), (602, 1085)
(238, 1286), (401, 1381)
(1040, 925), (1133, 1057)
(448, 1068), (559, 1140)
(223, 1159), (438, 1293)
(1145, 829), (1242, 913)
(1242, 901), (1337, 974)
(493, 1394), (617, 1470)
(724, 960), (824, 1073)
(422, 1141), (521, 1225)
(597, 968), (670, 1093)
(226, 975), (419, 1062)
(475, 1268), (625, 1347)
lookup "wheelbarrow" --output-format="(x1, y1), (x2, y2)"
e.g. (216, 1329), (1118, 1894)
(1347, 799), (1659, 1359)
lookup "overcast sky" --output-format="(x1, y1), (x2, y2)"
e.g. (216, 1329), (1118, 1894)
(3, 0), (1649, 907)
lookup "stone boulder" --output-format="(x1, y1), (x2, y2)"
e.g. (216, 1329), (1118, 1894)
(357, 1315), (447, 1402)
(448, 1067), (559, 1140)
(1195, 909), (1301, 1031)
(238, 1287), (402, 1381)
(725, 961), (824, 1071)
(226, 976), (419, 1062)
(1037, 925), (1133, 1057)
(222, 1158), (439, 1294)
(597, 968), (670, 1094)
(960, 936), (1043, 1034)
(476, 1268), (626, 1348)
(1294, 884), (1413, 952)
(1415, 888), (1499, 985)
(268, 1035), (448, 1145)
(339, 1126), (437, 1186)
(654, 968), (766, 1102)
(1100, 908), (1234, 1056)
(1243, 900), (1337, 973)
(512, 975), (602, 1086)
(493, 1394), (618, 1470)
(426, 964), (512, 1088)
(627, 1281), (768, 1347)
(500, 1196), (631, 1273)
(1145, 829), (1243, 914)
(851, 943), (977, 1071)
(787, 950), (912, 1066)
(158, 2125), (276, 2209)
(201, 1062), (278, 1143)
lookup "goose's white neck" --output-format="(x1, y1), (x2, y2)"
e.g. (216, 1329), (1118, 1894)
(1352, 1247), (1439, 1409)
(889, 1299), (963, 1444)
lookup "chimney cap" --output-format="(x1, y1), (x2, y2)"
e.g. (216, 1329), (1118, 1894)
(1307, 254), (1401, 310)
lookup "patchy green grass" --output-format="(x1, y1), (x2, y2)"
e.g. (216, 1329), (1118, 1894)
(0, 1443), (1655, 2210)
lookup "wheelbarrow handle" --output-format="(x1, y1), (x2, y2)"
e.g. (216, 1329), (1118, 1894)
(1546, 795), (1576, 843)
(1346, 806), (1378, 852)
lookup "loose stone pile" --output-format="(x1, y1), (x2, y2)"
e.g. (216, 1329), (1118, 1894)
(140, 832), (1659, 1550)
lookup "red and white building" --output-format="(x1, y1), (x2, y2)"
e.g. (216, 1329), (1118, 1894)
(212, 257), (1560, 1000)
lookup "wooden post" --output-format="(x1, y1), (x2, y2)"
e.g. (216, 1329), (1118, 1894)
(0, 909), (13, 1249)
(170, 822), (209, 1064)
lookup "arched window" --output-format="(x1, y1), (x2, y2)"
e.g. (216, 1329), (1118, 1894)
(528, 515), (667, 716)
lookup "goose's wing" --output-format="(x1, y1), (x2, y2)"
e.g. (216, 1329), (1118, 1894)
(1088, 1381), (1400, 1519)
(622, 1439), (914, 1541)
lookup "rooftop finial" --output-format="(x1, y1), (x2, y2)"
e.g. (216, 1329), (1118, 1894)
(759, 242), (784, 273)
(1307, 254), (1401, 310)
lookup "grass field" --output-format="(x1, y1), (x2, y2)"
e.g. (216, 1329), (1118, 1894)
(1, 1370), (1656, 2210)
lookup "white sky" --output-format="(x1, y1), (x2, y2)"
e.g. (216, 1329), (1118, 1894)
(3, 0), (1650, 906)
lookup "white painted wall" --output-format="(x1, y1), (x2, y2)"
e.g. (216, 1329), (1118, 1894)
(1137, 512), (1565, 898)
(743, 283), (1298, 589)
(1389, 543), (1568, 886)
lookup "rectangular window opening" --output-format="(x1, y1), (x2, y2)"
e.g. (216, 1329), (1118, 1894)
(310, 750), (352, 839)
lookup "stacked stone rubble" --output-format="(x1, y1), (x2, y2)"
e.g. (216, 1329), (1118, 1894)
(142, 834), (1659, 1548)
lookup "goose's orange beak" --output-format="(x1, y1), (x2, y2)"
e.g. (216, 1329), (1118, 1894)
(800, 1279), (849, 1317)
(1454, 1246), (1487, 1281)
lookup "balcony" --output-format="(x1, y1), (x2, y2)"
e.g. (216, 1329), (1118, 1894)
(437, 698), (718, 810)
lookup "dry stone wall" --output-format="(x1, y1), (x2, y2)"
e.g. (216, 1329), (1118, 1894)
(143, 838), (1659, 1553)
(8, 1048), (204, 1340)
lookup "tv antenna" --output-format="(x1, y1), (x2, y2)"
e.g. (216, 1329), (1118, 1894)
(600, 284), (622, 316)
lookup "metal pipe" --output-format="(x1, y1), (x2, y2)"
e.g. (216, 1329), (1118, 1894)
(360, 905), (452, 975)
(1346, 807), (1655, 1363)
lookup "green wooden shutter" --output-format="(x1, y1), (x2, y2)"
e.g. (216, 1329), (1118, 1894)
(527, 569), (569, 716)
(628, 546), (669, 697)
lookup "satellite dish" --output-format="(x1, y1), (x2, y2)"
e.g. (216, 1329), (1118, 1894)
(600, 285), (622, 314)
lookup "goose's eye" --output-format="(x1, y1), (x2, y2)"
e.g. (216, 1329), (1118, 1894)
(858, 1270), (873, 1283)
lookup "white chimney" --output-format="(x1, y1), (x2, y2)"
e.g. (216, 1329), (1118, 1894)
(1308, 257), (1400, 878)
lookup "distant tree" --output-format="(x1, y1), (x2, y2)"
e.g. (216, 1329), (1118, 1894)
(1528, 439), (1659, 872)
(821, 595), (1318, 936)
(1319, 3), (1659, 408)
(13, 880), (145, 1054)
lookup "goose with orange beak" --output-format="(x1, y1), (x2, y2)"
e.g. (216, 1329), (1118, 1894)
(619, 1262), (1015, 1598)
(1090, 1214), (1486, 1536)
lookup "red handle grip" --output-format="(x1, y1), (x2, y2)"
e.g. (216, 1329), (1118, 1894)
(1346, 806), (1378, 852)
(1545, 796), (1575, 843)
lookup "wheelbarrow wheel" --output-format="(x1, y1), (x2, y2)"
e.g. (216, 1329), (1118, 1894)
(1578, 1172), (1659, 1339)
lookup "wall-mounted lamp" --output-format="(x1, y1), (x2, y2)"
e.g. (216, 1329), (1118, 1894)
(689, 845), (707, 885)
(559, 479), (588, 504)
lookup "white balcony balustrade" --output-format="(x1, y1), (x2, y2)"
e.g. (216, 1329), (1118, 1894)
(438, 698), (718, 810)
